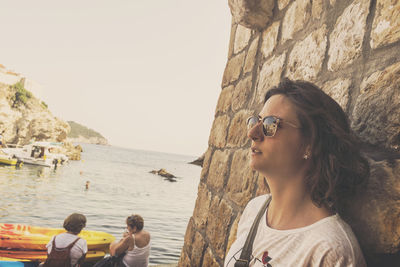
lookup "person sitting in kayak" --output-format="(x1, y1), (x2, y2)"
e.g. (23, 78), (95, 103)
(43, 213), (88, 267)
(110, 214), (151, 267)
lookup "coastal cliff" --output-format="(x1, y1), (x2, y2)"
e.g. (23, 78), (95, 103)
(0, 81), (69, 145)
(67, 121), (108, 145)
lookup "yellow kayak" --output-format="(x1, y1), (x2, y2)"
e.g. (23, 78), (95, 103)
(0, 249), (105, 262)
(0, 256), (28, 262)
(0, 224), (115, 252)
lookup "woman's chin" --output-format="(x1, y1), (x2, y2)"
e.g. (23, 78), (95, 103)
(249, 160), (260, 171)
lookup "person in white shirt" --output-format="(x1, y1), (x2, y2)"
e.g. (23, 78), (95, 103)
(224, 78), (369, 267)
(45, 213), (88, 267)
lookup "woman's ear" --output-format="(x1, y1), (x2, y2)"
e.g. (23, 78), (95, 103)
(303, 145), (311, 160)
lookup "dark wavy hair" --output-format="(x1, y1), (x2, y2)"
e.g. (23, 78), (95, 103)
(63, 213), (86, 234)
(126, 214), (144, 231)
(265, 78), (370, 209)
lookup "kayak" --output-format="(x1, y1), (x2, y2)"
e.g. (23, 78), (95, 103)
(0, 262), (36, 267)
(0, 249), (105, 262)
(0, 257), (37, 267)
(0, 224), (115, 252)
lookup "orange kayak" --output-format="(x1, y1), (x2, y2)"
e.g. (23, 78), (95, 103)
(0, 249), (105, 262)
(0, 224), (115, 252)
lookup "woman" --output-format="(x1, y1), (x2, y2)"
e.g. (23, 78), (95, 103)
(110, 214), (151, 267)
(44, 213), (87, 267)
(224, 79), (369, 267)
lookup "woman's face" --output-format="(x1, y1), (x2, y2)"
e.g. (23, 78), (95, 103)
(248, 94), (305, 178)
(127, 224), (134, 233)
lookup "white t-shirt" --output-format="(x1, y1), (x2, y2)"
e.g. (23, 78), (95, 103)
(224, 194), (366, 267)
(46, 232), (88, 266)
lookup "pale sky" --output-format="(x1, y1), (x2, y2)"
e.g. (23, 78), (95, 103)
(0, 1), (232, 156)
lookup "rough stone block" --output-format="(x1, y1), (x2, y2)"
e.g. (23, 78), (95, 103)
(287, 25), (328, 81)
(226, 213), (241, 257)
(232, 76), (253, 112)
(203, 247), (221, 267)
(178, 250), (190, 267)
(312, 0), (323, 19)
(206, 197), (234, 260)
(261, 21), (280, 59)
(322, 78), (351, 112)
(192, 231), (206, 267)
(228, 0), (275, 29)
(243, 35), (259, 74)
(228, 22), (237, 60)
(215, 85), (234, 114)
(281, 0), (311, 43)
(209, 115), (230, 148)
(222, 52), (246, 87)
(351, 62), (400, 149)
(370, 0), (400, 49)
(328, 0), (370, 71)
(227, 110), (253, 147)
(340, 159), (400, 254)
(182, 218), (195, 257)
(256, 53), (286, 104)
(192, 183), (212, 230)
(200, 148), (213, 182)
(206, 150), (231, 192)
(234, 24), (252, 54)
(278, 0), (291, 10)
(226, 149), (258, 206)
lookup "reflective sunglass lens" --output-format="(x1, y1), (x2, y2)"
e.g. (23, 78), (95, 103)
(262, 116), (278, 136)
(246, 116), (259, 130)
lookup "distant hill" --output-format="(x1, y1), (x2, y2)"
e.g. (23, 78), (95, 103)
(67, 121), (108, 145)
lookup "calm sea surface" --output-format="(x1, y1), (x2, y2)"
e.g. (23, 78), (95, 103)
(0, 144), (201, 265)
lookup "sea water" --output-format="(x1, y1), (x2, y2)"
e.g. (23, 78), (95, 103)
(0, 144), (201, 265)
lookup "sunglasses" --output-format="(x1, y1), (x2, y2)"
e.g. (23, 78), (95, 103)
(246, 115), (301, 137)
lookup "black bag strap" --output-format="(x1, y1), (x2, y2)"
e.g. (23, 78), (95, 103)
(234, 195), (271, 267)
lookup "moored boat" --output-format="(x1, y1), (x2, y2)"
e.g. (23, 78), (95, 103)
(1, 142), (67, 168)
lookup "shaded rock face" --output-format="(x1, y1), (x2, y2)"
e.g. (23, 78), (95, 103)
(0, 82), (70, 145)
(228, 0), (275, 30)
(180, 0), (400, 266)
(67, 136), (108, 145)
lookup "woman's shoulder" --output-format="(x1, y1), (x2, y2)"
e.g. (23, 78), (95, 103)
(243, 194), (271, 213)
(303, 215), (365, 265)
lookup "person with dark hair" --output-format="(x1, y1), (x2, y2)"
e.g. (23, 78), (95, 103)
(110, 214), (151, 267)
(43, 213), (88, 267)
(224, 78), (369, 267)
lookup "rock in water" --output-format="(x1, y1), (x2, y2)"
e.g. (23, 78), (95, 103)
(149, 168), (177, 181)
(189, 153), (204, 167)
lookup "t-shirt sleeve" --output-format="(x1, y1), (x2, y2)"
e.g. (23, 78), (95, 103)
(311, 242), (364, 267)
(46, 236), (54, 250)
(80, 239), (88, 254)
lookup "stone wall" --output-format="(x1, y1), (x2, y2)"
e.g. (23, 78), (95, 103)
(179, 0), (400, 266)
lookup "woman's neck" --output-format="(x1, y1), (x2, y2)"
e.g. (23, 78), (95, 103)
(67, 231), (78, 235)
(265, 175), (332, 230)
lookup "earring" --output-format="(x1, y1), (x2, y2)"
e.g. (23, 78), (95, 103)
(303, 154), (309, 159)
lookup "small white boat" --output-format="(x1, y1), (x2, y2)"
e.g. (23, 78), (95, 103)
(1, 142), (67, 168)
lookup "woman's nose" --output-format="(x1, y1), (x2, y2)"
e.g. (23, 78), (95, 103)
(247, 122), (264, 142)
